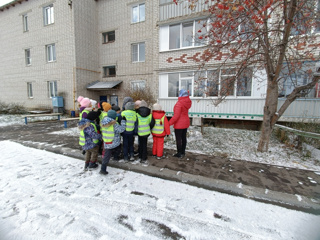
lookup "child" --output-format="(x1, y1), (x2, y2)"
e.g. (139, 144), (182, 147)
(99, 110), (126, 175)
(151, 103), (170, 159)
(79, 97), (92, 120)
(135, 100), (155, 163)
(121, 101), (137, 161)
(78, 116), (102, 171)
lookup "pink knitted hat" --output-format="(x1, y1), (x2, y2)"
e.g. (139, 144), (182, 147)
(80, 97), (91, 108)
(77, 96), (84, 103)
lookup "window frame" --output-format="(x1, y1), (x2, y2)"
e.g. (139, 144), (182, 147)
(167, 19), (208, 50)
(131, 42), (145, 62)
(23, 14), (28, 32)
(102, 31), (115, 44)
(27, 82), (33, 98)
(46, 43), (56, 62)
(48, 81), (57, 98)
(103, 66), (116, 77)
(131, 3), (145, 23)
(25, 49), (31, 66)
(43, 4), (54, 26)
(131, 80), (146, 90)
(162, 69), (253, 98)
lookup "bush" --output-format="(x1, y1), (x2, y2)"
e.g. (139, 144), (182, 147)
(0, 101), (27, 114)
(123, 86), (156, 107)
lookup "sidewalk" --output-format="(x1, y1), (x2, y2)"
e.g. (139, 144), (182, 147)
(1, 120), (319, 214)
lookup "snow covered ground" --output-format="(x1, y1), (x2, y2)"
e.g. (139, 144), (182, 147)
(0, 140), (319, 240)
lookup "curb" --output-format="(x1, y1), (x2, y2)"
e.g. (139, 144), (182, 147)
(15, 140), (320, 215)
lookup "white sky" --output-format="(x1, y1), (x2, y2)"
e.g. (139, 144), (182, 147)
(0, 0), (13, 7)
(0, 140), (319, 239)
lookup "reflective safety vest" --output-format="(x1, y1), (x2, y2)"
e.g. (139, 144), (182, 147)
(99, 111), (108, 123)
(137, 113), (152, 136)
(151, 115), (165, 135)
(101, 124), (114, 143)
(80, 109), (90, 120)
(121, 110), (136, 132)
(79, 123), (99, 146)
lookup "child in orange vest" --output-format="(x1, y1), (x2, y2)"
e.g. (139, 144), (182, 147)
(151, 103), (170, 159)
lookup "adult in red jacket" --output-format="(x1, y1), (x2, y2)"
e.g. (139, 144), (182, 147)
(169, 89), (192, 158)
(151, 103), (171, 159)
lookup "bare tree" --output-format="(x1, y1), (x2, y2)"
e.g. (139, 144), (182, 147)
(174, 0), (320, 152)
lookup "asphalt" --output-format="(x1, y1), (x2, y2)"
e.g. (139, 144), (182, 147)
(1, 119), (319, 215)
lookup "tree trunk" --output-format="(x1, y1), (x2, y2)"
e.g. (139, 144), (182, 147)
(257, 81), (279, 152)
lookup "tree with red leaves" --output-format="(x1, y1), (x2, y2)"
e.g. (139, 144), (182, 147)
(174, 0), (320, 152)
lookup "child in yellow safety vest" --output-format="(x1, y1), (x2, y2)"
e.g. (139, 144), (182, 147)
(78, 116), (102, 171)
(135, 100), (155, 163)
(151, 103), (170, 159)
(120, 102), (137, 161)
(99, 110), (126, 175)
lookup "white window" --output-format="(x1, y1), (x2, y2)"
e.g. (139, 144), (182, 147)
(44, 4), (54, 25)
(46, 44), (56, 62)
(132, 3), (145, 23)
(161, 69), (253, 98)
(161, 19), (208, 51)
(316, 0), (320, 32)
(25, 49), (31, 65)
(131, 80), (146, 90)
(48, 81), (57, 98)
(23, 14), (28, 32)
(132, 42), (145, 62)
(27, 82), (33, 98)
(279, 61), (319, 98)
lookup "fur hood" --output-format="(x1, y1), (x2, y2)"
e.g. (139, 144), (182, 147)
(101, 116), (117, 128)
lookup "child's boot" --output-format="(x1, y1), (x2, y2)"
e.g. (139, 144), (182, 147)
(89, 161), (98, 168)
(84, 162), (89, 171)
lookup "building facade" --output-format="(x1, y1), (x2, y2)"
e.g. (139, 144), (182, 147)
(1, 0), (320, 122)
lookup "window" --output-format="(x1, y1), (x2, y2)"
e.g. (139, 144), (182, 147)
(237, 69), (252, 96)
(102, 31), (115, 43)
(165, 19), (208, 50)
(23, 14), (28, 32)
(161, 69), (253, 98)
(132, 3), (145, 23)
(290, 0), (319, 35)
(279, 61), (318, 98)
(132, 42), (145, 62)
(27, 82), (33, 98)
(131, 80), (146, 90)
(46, 44), (56, 62)
(316, 0), (320, 32)
(44, 4), (54, 25)
(48, 81), (57, 98)
(103, 66), (116, 77)
(25, 49), (31, 65)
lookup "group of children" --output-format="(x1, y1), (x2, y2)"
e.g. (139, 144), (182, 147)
(76, 96), (170, 175)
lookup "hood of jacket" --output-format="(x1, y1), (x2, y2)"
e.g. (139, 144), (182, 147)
(178, 96), (192, 110)
(101, 116), (117, 128)
(136, 106), (151, 117)
(152, 110), (166, 119)
(78, 118), (92, 131)
(122, 96), (134, 110)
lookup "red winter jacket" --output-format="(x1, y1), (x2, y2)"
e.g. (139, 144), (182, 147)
(152, 110), (170, 137)
(169, 96), (192, 129)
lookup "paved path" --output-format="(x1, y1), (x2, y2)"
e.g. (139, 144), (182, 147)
(1, 120), (319, 214)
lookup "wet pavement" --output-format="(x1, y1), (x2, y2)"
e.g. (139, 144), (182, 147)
(1, 120), (319, 214)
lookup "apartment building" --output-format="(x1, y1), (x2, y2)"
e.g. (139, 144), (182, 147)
(0, 0), (158, 112)
(1, 0), (319, 122)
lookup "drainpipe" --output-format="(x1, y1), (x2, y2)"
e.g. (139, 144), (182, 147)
(72, 67), (101, 110)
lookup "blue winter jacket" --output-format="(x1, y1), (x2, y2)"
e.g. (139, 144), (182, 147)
(78, 119), (102, 151)
(101, 117), (126, 149)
